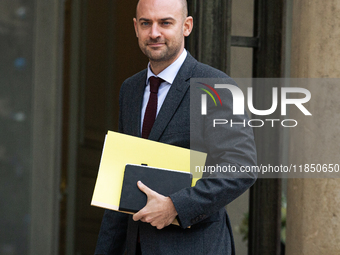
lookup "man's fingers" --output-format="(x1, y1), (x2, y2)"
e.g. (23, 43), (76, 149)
(133, 181), (174, 229)
(137, 181), (154, 196)
(133, 208), (152, 223)
(133, 208), (144, 221)
(133, 181), (156, 222)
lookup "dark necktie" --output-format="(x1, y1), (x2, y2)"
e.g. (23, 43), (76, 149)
(142, 76), (163, 139)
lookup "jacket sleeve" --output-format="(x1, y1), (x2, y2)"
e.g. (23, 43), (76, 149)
(169, 81), (257, 228)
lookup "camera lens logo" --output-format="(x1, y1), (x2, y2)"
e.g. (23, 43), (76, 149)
(196, 82), (222, 115)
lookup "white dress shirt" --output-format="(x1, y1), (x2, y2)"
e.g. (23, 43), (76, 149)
(140, 49), (188, 132)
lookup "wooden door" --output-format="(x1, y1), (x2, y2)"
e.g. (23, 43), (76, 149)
(62, 0), (147, 254)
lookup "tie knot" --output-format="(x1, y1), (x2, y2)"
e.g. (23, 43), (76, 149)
(149, 76), (163, 94)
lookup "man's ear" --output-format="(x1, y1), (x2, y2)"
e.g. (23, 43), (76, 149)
(183, 16), (193, 37)
(133, 18), (139, 37)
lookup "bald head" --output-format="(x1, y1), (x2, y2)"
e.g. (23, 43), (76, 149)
(178, 0), (188, 18)
(136, 0), (188, 20)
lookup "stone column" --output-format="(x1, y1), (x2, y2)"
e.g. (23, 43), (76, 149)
(286, 0), (340, 254)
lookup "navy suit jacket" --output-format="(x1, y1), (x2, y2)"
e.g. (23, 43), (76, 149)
(95, 52), (257, 255)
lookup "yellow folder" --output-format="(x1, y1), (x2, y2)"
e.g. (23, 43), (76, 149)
(91, 131), (207, 212)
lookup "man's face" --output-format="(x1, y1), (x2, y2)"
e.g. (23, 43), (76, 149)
(133, 0), (192, 66)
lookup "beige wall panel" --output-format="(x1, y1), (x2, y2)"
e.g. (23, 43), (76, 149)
(287, 0), (340, 254)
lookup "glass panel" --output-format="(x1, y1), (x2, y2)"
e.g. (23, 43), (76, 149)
(0, 0), (34, 254)
(230, 46), (253, 79)
(231, 0), (254, 37)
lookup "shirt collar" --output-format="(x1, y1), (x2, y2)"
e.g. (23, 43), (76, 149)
(146, 49), (187, 85)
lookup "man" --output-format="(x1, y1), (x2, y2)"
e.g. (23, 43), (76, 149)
(95, 0), (257, 254)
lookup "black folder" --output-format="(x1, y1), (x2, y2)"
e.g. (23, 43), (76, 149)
(119, 164), (192, 213)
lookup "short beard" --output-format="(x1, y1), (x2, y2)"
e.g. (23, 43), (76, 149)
(145, 47), (180, 63)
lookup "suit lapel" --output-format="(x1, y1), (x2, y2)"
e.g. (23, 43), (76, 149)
(129, 71), (147, 137)
(148, 53), (197, 141)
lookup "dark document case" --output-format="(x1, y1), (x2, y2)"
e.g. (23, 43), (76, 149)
(119, 164), (192, 213)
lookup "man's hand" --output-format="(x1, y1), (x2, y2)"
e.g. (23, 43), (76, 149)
(132, 181), (178, 229)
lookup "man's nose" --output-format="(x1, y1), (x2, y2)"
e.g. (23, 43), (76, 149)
(150, 24), (161, 39)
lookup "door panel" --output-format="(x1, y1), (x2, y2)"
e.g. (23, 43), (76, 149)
(68, 0), (147, 254)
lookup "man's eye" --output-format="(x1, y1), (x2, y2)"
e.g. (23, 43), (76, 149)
(162, 22), (170, 25)
(141, 22), (150, 26)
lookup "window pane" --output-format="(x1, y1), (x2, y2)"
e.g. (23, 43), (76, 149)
(231, 0), (254, 37)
